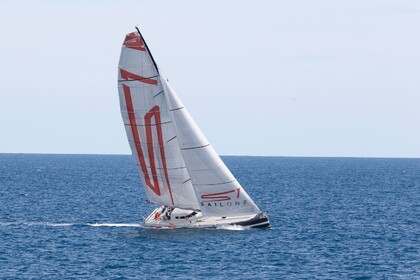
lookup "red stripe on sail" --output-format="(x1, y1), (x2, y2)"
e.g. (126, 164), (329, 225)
(120, 69), (158, 85)
(123, 32), (146, 51)
(201, 189), (235, 202)
(145, 106), (174, 205)
(123, 84), (161, 196)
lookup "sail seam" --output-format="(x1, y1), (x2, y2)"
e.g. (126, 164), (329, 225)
(136, 164), (186, 170)
(193, 180), (237, 186)
(182, 179), (191, 184)
(118, 75), (159, 82)
(181, 144), (210, 150)
(121, 109), (173, 114)
(124, 121), (172, 127)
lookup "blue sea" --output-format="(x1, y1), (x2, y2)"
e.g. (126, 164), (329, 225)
(0, 154), (419, 279)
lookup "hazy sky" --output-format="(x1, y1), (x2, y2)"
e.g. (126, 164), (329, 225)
(1, 1), (419, 157)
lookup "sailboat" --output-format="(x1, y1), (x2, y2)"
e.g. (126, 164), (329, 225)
(117, 28), (270, 229)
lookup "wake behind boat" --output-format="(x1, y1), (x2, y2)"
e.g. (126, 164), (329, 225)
(117, 28), (269, 229)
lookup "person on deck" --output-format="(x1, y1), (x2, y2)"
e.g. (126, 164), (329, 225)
(154, 211), (161, 220)
(165, 208), (173, 220)
(155, 206), (166, 220)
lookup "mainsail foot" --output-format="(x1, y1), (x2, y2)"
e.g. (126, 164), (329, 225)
(144, 206), (270, 229)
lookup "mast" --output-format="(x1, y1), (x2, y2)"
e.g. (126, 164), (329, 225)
(135, 26), (160, 75)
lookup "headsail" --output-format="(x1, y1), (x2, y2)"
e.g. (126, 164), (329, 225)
(162, 80), (260, 216)
(118, 30), (261, 217)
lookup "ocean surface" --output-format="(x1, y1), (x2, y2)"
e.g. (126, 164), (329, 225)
(0, 154), (419, 279)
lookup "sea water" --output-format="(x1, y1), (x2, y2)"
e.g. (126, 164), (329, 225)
(0, 154), (418, 279)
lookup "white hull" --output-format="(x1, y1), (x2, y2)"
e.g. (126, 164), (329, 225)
(144, 206), (270, 229)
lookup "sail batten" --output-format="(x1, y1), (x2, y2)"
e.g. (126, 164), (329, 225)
(192, 180), (237, 186)
(181, 144), (210, 150)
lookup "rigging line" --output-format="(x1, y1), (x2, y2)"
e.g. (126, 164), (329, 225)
(181, 144), (210, 151)
(170, 107), (184, 112)
(135, 26), (160, 75)
(118, 75), (159, 82)
(153, 90), (164, 98)
(194, 180), (237, 186)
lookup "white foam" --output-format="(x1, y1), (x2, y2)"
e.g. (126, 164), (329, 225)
(44, 222), (74, 227)
(216, 224), (247, 231)
(0, 222), (16, 226)
(87, 223), (141, 227)
(0, 221), (140, 228)
(0, 222), (74, 227)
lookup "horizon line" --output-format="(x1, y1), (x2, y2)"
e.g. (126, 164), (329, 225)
(1, 152), (419, 160)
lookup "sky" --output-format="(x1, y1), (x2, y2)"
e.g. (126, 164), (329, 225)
(0, 1), (419, 157)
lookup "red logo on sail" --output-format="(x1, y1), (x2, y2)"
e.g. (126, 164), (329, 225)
(120, 69), (157, 85)
(123, 32), (146, 51)
(201, 188), (240, 202)
(121, 70), (174, 205)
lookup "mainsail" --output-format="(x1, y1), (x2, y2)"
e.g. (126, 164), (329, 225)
(118, 30), (260, 217)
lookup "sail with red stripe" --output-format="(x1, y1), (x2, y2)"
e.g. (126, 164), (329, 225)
(118, 30), (260, 216)
(118, 32), (199, 210)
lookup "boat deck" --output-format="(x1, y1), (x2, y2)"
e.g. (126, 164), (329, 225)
(144, 206), (270, 229)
